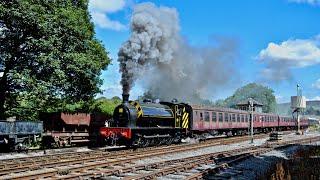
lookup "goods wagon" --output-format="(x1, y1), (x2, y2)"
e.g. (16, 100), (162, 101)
(41, 112), (106, 147)
(0, 120), (43, 150)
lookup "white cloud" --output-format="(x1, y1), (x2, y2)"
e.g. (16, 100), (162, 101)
(102, 84), (122, 98)
(312, 79), (320, 89)
(257, 35), (320, 81)
(89, 0), (126, 31)
(289, 0), (320, 5)
(89, 0), (126, 13)
(258, 37), (320, 68)
(91, 12), (126, 31)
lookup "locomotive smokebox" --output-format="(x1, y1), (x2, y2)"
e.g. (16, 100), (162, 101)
(122, 93), (129, 103)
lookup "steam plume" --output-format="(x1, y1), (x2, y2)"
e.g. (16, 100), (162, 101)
(118, 3), (238, 102)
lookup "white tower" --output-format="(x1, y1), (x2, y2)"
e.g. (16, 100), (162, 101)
(291, 84), (306, 135)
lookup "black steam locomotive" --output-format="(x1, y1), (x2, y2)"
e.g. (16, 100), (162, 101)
(100, 94), (192, 147)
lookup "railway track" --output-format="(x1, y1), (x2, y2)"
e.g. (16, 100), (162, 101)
(0, 133), (269, 168)
(0, 132), (308, 179)
(77, 136), (319, 180)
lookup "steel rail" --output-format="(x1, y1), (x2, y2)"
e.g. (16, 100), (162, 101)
(0, 134), (271, 179)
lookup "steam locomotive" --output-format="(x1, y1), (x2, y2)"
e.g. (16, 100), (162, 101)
(100, 94), (309, 147)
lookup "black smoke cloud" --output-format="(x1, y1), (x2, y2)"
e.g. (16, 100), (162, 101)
(118, 3), (239, 103)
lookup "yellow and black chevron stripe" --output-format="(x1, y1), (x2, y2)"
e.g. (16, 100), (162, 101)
(181, 107), (189, 128)
(130, 101), (143, 118)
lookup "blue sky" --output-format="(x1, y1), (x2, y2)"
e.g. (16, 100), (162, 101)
(89, 0), (320, 103)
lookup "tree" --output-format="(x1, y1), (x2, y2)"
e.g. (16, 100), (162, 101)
(90, 96), (122, 117)
(221, 83), (276, 113)
(0, 0), (110, 119)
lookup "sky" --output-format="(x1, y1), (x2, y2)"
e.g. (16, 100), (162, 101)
(88, 0), (320, 103)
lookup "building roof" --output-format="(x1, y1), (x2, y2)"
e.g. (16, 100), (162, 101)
(236, 98), (263, 106)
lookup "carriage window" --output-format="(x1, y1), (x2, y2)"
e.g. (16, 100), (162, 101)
(212, 112), (217, 122)
(232, 114), (236, 122)
(204, 112), (210, 122)
(237, 114), (240, 122)
(218, 113), (223, 122)
(200, 112), (203, 121)
(225, 113), (229, 122)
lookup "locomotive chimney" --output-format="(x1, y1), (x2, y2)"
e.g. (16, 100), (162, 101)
(122, 93), (129, 103)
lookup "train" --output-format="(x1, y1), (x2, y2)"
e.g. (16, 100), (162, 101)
(0, 94), (309, 151)
(99, 94), (309, 147)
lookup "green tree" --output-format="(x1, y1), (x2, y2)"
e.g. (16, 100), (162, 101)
(221, 83), (276, 113)
(90, 96), (122, 117)
(0, 0), (110, 119)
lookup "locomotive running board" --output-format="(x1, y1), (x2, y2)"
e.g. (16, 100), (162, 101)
(143, 134), (171, 139)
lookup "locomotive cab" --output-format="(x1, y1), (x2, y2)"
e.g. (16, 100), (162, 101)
(112, 103), (137, 127)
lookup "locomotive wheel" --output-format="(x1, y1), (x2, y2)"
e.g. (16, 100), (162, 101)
(149, 138), (156, 146)
(165, 138), (173, 145)
(142, 138), (150, 147)
(159, 138), (167, 145)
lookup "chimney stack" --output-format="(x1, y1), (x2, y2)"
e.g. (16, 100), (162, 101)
(122, 93), (129, 103)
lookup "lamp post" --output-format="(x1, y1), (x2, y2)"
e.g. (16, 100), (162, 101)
(248, 99), (254, 143)
(296, 84), (301, 135)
